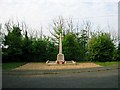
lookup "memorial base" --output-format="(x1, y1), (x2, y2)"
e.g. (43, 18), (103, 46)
(56, 53), (66, 64)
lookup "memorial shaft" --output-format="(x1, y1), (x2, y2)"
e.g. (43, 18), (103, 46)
(59, 33), (62, 54)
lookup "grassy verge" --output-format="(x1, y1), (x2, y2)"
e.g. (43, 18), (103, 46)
(2, 62), (27, 70)
(95, 61), (120, 67)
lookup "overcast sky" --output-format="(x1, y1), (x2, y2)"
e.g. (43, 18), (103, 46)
(0, 0), (119, 36)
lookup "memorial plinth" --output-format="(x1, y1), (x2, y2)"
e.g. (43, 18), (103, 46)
(57, 53), (64, 61)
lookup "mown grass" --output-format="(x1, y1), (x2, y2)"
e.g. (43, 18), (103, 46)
(95, 61), (120, 66)
(2, 62), (26, 70)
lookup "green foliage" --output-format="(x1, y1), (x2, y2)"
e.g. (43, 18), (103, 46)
(116, 42), (120, 61)
(3, 26), (23, 61)
(2, 23), (58, 62)
(77, 29), (89, 61)
(22, 31), (33, 61)
(2, 20), (117, 63)
(63, 33), (80, 61)
(31, 38), (48, 61)
(88, 33), (115, 62)
(79, 30), (88, 48)
(43, 36), (58, 61)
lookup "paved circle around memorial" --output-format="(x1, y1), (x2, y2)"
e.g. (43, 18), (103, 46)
(14, 62), (102, 70)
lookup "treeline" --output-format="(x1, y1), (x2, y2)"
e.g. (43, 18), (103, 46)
(1, 17), (120, 62)
(2, 26), (58, 62)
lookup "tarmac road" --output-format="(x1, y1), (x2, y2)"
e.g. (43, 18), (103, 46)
(2, 68), (118, 88)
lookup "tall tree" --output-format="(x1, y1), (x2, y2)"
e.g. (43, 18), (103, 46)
(62, 33), (80, 61)
(50, 16), (65, 44)
(76, 28), (89, 61)
(116, 42), (120, 61)
(88, 32), (115, 62)
(22, 30), (33, 61)
(3, 26), (23, 62)
(45, 36), (58, 61)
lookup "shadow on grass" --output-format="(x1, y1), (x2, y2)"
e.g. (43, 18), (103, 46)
(2, 62), (27, 70)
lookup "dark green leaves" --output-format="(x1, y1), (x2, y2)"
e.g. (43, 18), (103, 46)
(88, 33), (115, 62)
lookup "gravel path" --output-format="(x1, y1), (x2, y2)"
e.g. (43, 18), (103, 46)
(15, 62), (102, 70)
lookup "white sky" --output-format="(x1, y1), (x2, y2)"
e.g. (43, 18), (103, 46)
(0, 0), (119, 36)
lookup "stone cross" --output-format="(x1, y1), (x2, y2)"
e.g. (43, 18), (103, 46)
(56, 33), (65, 64)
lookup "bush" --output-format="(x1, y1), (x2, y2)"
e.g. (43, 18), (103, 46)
(88, 33), (115, 62)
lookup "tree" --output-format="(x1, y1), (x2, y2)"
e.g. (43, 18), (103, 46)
(116, 42), (120, 61)
(3, 26), (23, 62)
(66, 18), (76, 34)
(45, 36), (58, 61)
(30, 37), (47, 62)
(76, 29), (89, 61)
(22, 30), (33, 61)
(50, 16), (65, 44)
(62, 33), (80, 61)
(74, 21), (92, 61)
(88, 32), (115, 62)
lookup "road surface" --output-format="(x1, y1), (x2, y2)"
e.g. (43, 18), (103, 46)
(2, 68), (118, 88)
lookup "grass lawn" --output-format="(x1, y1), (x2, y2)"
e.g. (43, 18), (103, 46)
(2, 62), (26, 70)
(95, 61), (120, 66)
